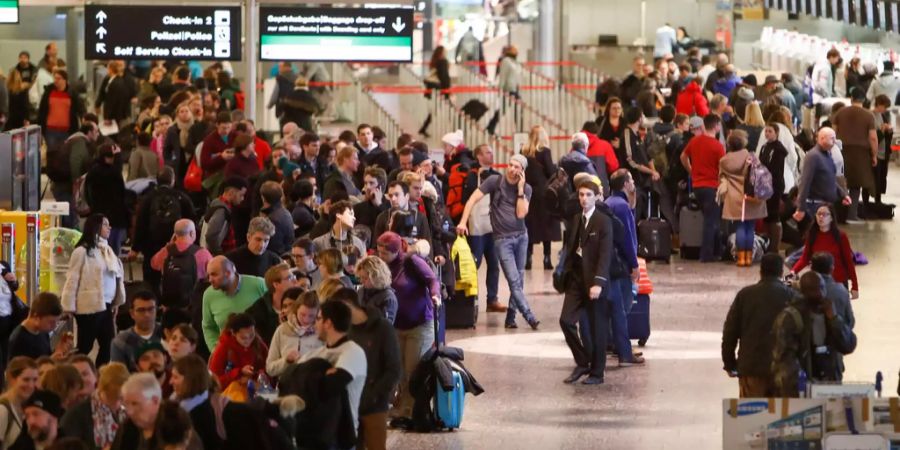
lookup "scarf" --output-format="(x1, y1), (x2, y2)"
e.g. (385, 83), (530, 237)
(97, 237), (124, 279)
(286, 312), (316, 338)
(91, 392), (126, 448)
(177, 117), (194, 149)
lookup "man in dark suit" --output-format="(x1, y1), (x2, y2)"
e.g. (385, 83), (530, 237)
(560, 179), (613, 385)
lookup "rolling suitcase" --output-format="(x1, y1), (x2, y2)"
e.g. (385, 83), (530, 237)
(628, 293), (651, 346)
(445, 291), (478, 329)
(678, 204), (703, 260)
(431, 304), (465, 430)
(637, 195), (672, 263)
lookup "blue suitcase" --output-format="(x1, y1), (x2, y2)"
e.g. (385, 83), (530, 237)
(434, 371), (465, 430)
(628, 294), (651, 346)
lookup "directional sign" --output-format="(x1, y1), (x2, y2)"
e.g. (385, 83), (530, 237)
(259, 6), (414, 62)
(84, 5), (241, 61)
(0, 0), (18, 24)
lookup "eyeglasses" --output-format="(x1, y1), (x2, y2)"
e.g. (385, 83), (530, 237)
(282, 274), (297, 282)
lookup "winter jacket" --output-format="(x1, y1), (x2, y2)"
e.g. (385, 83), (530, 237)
(281, 88), (319, 132)
(675, 81), (710, 117)
(718, 149), (767, 221)
(279, 358), (356, 450)
(200, 132), (231, 178)
(95, 74), (137, 122)
(867, 72), (900, 105)
(85, 158), (130, 228)
(37, 85), (83, 134)
(450, 236), (478, 297)
(208, 330), (269, 389)
(61, 246), (126, 315)
(245, 292), (280, 345)
(201, 198), (235, 256)
(110, 324), (163, 372)
(713, 74), (741, 98)
(348, 308), (402, 416)
(360, 287), (398, 324)
(584, 131), (619, 174)
(755, 123), (800, 194)
(127, 146), (160, 181)
(559, 150), (597, 189)
(721, 277), (796, 377)
(266, 316), (322, 377)
(262, 204), (295, 256)
(497, 56), (521, 94)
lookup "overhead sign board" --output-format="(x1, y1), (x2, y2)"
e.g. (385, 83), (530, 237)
(84, 5), (241, 61)
(259, 6), (414, 62)
(0, 0), (18, 23)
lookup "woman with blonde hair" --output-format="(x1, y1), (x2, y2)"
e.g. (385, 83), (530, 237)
(164, 101), (195, 181)
(520, 125), (561, 270)
(60, 362), (129, 450)
(356, 256), (398, 323)
(96, 60), (136, 129)
(4, 69), (30, 130)
(738, 102), (766, 151)
(39, 364), (83, 409)
(316, 277), (345, 303)
(315, 248), (353, 288)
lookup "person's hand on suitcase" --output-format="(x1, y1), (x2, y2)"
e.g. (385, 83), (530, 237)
(434, 255), (446, 266)
(432, 294), (442, 308)
(589, 285), (602, 300)
(842, 196), (852, 206)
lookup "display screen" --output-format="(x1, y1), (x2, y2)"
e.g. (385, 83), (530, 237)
(0, 0), (18, 23)
(84, 5), (242, 61)
(259, 6), (414, 62)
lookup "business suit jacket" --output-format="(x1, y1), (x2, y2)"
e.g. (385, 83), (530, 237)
(563, 203), (613, 291)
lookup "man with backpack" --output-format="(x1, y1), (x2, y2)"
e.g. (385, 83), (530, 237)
(771, 272), (857, 397)
(150, 219), (213, 311)
(46, 122), (99, 228)
(647, 106), (682, 227)
(131, 167), (196, 294)
(200, 176), (248, 256)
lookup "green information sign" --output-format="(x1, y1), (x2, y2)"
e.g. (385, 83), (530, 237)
(0, 0), (19, 24)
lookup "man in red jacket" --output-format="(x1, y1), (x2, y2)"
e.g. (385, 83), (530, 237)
(676, 78), (710, 117)
(582, 122), (619, 174)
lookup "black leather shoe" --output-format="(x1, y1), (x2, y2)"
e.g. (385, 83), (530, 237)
(581, 376), (604, 385)
(527, 319), (540, 331)
(543, 257), (553, 270)
(525, 259), (532, 270)
(563, 367), (590, 384)
(504, 322), (518, 329)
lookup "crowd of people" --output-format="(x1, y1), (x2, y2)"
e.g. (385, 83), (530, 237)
(0, 32), (890, 448)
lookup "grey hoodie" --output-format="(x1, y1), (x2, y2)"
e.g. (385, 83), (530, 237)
(866, 72), (900, 105)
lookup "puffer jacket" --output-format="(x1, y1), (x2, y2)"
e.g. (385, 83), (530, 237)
(675, 81), (710, 117)
(450, 236), (478, 297)
(208, 330), (269, 388)
(61, 245), (125, 314)
(360, 287), (398, 325)
(559, 150), (597, 188)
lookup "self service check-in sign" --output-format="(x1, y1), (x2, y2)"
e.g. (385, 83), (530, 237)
(259, 6), (414, 62)
(85, 5), (242, 61)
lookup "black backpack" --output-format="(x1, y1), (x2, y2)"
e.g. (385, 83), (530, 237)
(148, 189), (184, 241)
(44, 137), (75, 183)
(544, 167), (571, 219)
(160, 243), (199, 309)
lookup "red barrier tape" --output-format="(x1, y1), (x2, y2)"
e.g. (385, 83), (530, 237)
(499, 135), (570, 140)
(563, 84), (597, 90)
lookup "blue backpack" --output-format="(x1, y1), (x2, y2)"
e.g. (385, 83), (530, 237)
(747, 154), (774, 201)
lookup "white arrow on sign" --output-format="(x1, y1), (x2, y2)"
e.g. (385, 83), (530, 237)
(392, 17), (406, 33)
(96, 42), (106, 54)
(95, 10), (107, 23)
(96, 26), (107, 39)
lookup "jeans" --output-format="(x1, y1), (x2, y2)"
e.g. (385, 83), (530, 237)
(694, 187), (721, 262)
(735, 220), (755, 251)
(607, 277), (635, 361)
(468, 234), (500, 304)
(44, 130), (68, 151)
(108, 227), (127, 257)
(75, 303), (116, 366)
(495, 233), (535, 325)
(50, 185), (77, 229)
(394, 321), (434, 417)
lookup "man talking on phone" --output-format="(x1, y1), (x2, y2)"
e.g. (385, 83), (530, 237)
(457, 154), (540, 330)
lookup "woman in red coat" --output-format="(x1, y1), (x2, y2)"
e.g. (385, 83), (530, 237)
(790, 204), (859, 298)
(208, 312), (269, 389)
(675, 79), (710, 117)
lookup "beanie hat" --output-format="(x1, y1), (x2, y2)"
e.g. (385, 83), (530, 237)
(441, 130), (464, 148)
(376, 231), (403, 253)
(510, 154), (528, 170)
(737, 87), (755, 101)
(23, 390), (64, 419)
(411, 150), (430, 167)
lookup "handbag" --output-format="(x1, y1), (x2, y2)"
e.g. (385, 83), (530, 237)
(183, 159), (203, 193)
(424, 68), (440, 89)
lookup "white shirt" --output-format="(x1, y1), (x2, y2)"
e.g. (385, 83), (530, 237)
(301, 338), (367, 430)
(654, 25), (677, 58)
(0, 277), (13, 317)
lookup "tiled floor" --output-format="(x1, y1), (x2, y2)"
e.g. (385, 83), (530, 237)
(387, 170), (900, 449)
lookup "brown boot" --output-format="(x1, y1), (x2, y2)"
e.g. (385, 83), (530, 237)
(486, 303), (508, 313)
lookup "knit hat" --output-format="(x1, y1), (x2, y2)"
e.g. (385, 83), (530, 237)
(376, 231), (403, 254)
(23, 390), (64, 419)
(411, 150), (430, 167)
(135, 341), (167, 361)
(278, 156), (301, 180)
(510, 154), (528, 170)
(689, 116), (704, 129)
(742, 74), (758, 87)
(441, 130), (464, 148)
(737, 87), (755, 101)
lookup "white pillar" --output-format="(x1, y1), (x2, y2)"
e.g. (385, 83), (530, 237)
(538, 0), (557, 78)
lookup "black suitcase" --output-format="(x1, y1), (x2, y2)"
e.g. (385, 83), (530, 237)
(445, 291), (478, 329)
(637, 197), (672, 263)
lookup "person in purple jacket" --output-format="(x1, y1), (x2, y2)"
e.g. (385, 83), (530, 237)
(375, 232), (440, 422)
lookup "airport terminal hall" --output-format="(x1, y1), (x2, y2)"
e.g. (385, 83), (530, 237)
(3, 0), (900, 449)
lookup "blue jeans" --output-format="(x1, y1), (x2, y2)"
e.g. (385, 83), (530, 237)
(108, 227), (127, 257)
(735, 220), (755, 251)
(495, 233), (535, 324)
(468, 233), (500, 304)
(694, 187), (721, 262)
(44, 130), (68, 151)
(607, 277), (635, 361)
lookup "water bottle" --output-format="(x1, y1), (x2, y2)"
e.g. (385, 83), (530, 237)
(798, 369), (807, 398)
(246, 377), (256, 400)
(256, 372), (276, 400)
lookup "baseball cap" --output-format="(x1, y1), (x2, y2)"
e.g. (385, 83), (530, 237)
(689, 116), (704, 129)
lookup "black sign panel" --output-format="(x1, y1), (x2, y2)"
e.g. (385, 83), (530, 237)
(84, 5), (241, 61)
(259, 6), (414, 62)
